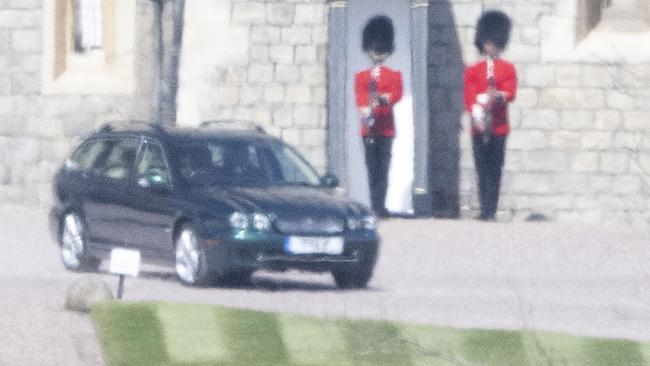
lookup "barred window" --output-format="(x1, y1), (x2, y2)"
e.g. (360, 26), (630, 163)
(74, 0), (103, 53)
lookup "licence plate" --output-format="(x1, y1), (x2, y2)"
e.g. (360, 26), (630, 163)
(284, 236), (344, 255)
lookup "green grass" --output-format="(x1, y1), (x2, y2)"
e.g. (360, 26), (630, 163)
(92, 301), (650, 366)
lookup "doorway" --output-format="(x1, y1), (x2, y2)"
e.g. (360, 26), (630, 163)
(345, 0), (414, 215)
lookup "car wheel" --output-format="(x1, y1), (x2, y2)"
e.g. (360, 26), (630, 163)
(332, 248), (377, 289)
(60, 212), (99, 272)
(174, 224), (212, 286)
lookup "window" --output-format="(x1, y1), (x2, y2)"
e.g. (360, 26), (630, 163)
(95, 138), (140, 180)
(66, 138), (109, 173)
(42, 0), (135, 94)
(136, 143), (172, 185)
(74, 0), (103, 53)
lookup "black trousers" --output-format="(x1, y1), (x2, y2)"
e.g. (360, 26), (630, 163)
(363, 136), (393, 216)
(472, 135), (506, 219)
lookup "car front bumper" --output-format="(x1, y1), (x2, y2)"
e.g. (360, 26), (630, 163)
(202, 230), (379, 274)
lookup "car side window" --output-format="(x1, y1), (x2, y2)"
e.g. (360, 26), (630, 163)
(66, 138), (109, 173)
(94, 138), (140, 180)
(136, 142), (171, 185)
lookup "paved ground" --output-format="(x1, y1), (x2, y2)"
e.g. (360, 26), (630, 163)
(1, 205), (649, 365)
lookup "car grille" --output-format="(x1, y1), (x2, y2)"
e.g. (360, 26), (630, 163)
(274, 215), (345, 235)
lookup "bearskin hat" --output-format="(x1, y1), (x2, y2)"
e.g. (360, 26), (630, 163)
(362, 15), (395, 55)
(474, 10), (512, 53)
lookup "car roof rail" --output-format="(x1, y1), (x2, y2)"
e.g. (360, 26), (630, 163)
(97, 121), (167, 135)
(199, 119), (266, 134)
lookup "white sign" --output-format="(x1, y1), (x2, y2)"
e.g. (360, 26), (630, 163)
(109, 248), (141, 277)
(284, 236), (344, 255)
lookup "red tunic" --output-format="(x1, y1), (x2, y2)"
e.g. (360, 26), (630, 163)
(354, 65), (403, 137)
(464, 58), (517, 137)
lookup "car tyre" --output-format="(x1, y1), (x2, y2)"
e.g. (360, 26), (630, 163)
(174, 224), (213, 286)
(332, 248), (377, 289)
(59, 212), (100, 272)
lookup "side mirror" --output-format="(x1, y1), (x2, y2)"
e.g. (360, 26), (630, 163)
(321, 173), (339, 188)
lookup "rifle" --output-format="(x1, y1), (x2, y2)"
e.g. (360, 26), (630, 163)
(365, 74), (379, 144)
(482, 55), (495, 144)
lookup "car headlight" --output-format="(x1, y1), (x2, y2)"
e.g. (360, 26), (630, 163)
(347, 215), (377, 231)
(252, 213), (271, 231)
(229, 212), (248, 231)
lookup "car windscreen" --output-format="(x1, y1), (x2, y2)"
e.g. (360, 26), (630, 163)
(170, 140), (321, 187)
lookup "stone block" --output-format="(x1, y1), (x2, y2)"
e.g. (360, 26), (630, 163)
(582, 65), (615, 88)
(521, 109), (559, 129)
(301, 64), (325, 85)
(511, 173), (553, 194)
(0, 9), (39, 28)
(240, 86), (263, 106)
(301, 128), (325, 147)
(232, 2), (266, 25)
(606, 90), (634, 109)
(539, 88), (605, 109)
(523, 65), (555, 87)
(11, 72), (39, 95)
(272, 106), (293, 128)
(571, 152), (599, 172)
(275, 64), (301, 83)
(214, 86), (240, 106)
(267, 3), (294, 26)
(251, 107), (272, 124)
(263, 84), (284, 104)
(549, 131), (582, 149)
(286, 85), (311, 104)
(7, 0), (41, 9)
(514, 88), (537, 108)
(295, 3), (325, 25)
(295, 45), (317, 63)
(251, 26), (280, 44)
(600, 152), (628, 173)
(505, 44), (540, 63)
(312, 25), (327, 45)
(613, 132), (642, 150)
(11, 29), (40, 53)
(594, 110), (620, 130)
(623, 111), (650, 131)
(281, 128), (301, 146)
(269, 45), (294, 63)
(248, 64), (274, 83)
(451, 3), (482, 27)
(521, 150), (568, 172)
(581, 131), (612, 150)
(555, 65), (582, 87)
(508, 130), (547, 150)
(520, 27), (540, 45)
(293, 106), (321, 128)
(251, 46), (269, 62)
(560, 110), (593, 130)
(281, 26), (311, 46)
(311, 86), (325, 106)
(612, 175), (643, 194)
(0, 164), (7, 184)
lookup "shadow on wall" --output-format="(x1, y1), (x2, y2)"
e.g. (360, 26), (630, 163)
(427, 1), (464, 218)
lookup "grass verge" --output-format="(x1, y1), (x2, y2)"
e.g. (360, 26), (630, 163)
(92, 301), (650, 366)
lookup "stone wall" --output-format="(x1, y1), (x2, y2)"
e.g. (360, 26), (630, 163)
(176, 0), (329, 172)
(452, 0), (650, 226)
(0, 0), (154, 206)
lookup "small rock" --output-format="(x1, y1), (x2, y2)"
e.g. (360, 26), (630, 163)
(65, 276), (114, 312)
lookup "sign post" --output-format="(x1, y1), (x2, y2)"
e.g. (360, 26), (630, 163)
(109, 248), (141, 300)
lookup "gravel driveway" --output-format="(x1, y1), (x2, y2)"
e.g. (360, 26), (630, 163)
(1, 205), (649, 365)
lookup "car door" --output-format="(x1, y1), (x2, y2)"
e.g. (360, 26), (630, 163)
(125, 139), (178, 261)
(83, 136), (140, 251)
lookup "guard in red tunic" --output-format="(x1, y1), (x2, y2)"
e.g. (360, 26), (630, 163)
(464, 10), (517, 221)
(354, 15), (403, 217)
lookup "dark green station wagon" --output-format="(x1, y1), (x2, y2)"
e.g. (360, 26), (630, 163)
(50, 122), (379, 288)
